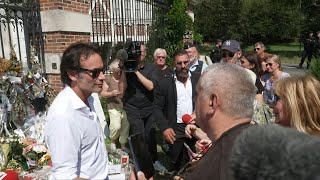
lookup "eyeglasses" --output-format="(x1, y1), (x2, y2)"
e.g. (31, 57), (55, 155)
(254, 48), (261, 51)
(266, 63), (274, 67)
(156, 56), (166, 59)
(222, 51), (235, 58)
(176, 61), (189, 65)
(77, 67), (106, 79)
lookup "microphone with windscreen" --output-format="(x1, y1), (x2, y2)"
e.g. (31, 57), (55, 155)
(231, 125), (320, 180)
(182, 114), (193, 124)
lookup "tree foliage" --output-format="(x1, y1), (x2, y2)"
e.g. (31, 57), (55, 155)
(193, 0), (319, 44)
(164, 0), (193, 62)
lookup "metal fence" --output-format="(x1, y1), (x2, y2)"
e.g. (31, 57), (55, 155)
(90, 0), (170, 62)
(0, 0), (44, 71)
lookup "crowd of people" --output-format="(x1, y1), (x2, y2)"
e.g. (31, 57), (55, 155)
(43, 36), (320, 179)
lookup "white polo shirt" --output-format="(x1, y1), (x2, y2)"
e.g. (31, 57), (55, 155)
(45, 86), (109, 179)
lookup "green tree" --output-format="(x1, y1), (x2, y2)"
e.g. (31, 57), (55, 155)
(163, 0), (193, 64)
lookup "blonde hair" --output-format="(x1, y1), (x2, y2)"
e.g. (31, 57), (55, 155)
(267, 54), (282, 71)
(274, 75), (320, 135)
(109, 59), (121, 73)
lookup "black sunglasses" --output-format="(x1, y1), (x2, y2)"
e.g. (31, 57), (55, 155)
(254, 48), (261, 51)
(222, 51), (235, 58)
(77, 67), (106, 79)
(266, 63), (274, 67)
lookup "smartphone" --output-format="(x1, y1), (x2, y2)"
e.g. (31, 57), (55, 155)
(128, 132), (155, 179)
(184, 143), (196, 159)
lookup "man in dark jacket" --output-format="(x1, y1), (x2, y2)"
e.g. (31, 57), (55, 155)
(298, 31), (316, 69)
(153, 49), (199, 171)
(184, 63), (256, 180)
(210, 39), (222, 63)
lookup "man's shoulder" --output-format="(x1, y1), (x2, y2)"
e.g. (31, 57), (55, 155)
(158, 74), (173, 86)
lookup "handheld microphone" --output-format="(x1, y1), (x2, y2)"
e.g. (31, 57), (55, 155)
(182, 114), (193, 124)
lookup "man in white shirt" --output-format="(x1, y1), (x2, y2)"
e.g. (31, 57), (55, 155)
(153, 49), (198, 171)
(45, 42), (109, 179)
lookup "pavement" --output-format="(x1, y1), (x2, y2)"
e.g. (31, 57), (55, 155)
(282, 64), (307, 76)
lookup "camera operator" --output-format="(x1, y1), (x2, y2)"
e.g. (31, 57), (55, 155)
(123, 43), (167, 173)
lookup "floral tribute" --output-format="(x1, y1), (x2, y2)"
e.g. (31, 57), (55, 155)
(0, 45), (57, 179)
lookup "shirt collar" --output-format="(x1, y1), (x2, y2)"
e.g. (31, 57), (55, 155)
(65, 85), (94, 110)
(190, 59), (199, 68)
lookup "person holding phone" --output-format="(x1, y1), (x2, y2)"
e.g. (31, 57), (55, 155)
(100, 59), (129, 151)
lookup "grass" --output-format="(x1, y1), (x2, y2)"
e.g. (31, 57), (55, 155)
(199, 42), (303, 65)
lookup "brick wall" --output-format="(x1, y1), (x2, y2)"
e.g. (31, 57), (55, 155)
(39, 0), (90, 14)
(44, 32), (90, 53)
(47, 74), (63, 91)
(40, 0), (91, 92)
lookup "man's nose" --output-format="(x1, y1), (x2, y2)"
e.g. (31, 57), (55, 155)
(98, 71), (106, 80)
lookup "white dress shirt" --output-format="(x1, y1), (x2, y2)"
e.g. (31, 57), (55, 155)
(175, 77), (193, 123)
(45, 86), (109, 179)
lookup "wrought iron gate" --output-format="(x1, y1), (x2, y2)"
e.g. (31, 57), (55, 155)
(0, 0), (45, 71)
(90, 0), (170, 62)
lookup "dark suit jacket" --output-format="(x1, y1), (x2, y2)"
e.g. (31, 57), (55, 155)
(153, 70), (201, 134)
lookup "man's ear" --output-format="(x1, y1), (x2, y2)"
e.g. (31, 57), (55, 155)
(67, 71), (78, 81)
(210, 94), (219, 112)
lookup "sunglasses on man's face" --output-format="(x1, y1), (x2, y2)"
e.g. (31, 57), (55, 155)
(222, 51), (235, 58)
(254, 48), (261, 51)
(77, 67), (106, 79)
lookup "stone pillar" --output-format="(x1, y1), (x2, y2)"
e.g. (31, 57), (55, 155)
(39, 0), (92, 91)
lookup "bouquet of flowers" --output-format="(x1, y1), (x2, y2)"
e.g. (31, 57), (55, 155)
(21, 138), (50, 169)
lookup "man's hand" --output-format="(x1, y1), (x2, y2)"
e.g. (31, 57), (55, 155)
(185, 124), (197, 138)
(111, 90), (122, 96)
(195, 139), (212, 154)
(163, 128), (176, 144)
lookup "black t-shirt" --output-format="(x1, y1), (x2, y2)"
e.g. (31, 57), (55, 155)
(210, 46), (221, 63)
(123, 63), (156, 108)
(184, 123), (254, 180)
(152, 66), (173, 85)
(255, 77), (264, 94)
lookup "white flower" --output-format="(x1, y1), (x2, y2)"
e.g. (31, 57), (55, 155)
(32, 144), (47, 153)
(0, 137), (4, 143)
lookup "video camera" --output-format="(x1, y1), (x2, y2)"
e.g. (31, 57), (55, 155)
(122, 39), (141, 72)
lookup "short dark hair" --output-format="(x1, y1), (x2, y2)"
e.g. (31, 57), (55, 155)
(60, 42), (101, 86)
(173, 49), (188, 60)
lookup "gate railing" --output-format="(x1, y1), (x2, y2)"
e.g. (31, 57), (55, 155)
(0, 0), (45, 72)
(90, 0), (170, 62)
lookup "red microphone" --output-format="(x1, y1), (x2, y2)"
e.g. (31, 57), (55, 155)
(182, 114), (193, 124)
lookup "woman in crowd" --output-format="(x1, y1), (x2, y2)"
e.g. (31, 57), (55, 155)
(240, 51), (264, 103)
(273, 75), (320, 135)
(261, 54), (290, 106)
(100, 59), (129, 151)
